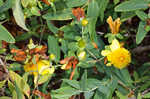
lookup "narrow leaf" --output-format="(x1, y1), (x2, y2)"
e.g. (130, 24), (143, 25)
(136, 21), (147, 44)
(48, 36), (60, 62)
(12, 0), (29, 31)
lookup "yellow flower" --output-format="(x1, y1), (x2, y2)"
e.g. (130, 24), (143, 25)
(24, 60), (55, 76)
(101, 39), (131, 69)
(107, 16), (121, 34)
(81, 18), (88, 26)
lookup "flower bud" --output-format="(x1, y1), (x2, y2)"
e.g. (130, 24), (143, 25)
(81, 18), (88, 26)
(77, 51), (86, 60)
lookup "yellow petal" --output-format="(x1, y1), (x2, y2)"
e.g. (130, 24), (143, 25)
(39, 66), (55, 75)
(106, 63), (112, 66)
(110, 39), (120, 51)
(114, 18), (121, 34)
(107, 16), (115, 34)
(61, 64), (67, 70)
(101, 50), (111, 56)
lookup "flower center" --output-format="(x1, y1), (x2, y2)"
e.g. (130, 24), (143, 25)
(120, 56), (124, 62)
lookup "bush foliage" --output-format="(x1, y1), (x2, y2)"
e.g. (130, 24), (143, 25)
(0, 0), (150, 99)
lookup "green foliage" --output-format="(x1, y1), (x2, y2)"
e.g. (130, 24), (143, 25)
(48, 35), (60, 62)
(12, 0), (28, 31)
(1, 0), (150, 98)
(0, 24), (15, 43)
(115, 0), (149, 12)
(136, 21), (147, 44)
(0, 0), (14, 13)
(43, 8), (73, 20)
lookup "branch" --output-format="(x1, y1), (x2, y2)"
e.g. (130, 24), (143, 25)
(132, 45), (150, 54)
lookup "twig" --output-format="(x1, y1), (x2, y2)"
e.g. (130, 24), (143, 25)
(87, 57), (104, 63)
(86, 49), (98, 60)
(142, 87), (150, 96)
(132, 45), (150, 53)
(0, 58), (8, 73)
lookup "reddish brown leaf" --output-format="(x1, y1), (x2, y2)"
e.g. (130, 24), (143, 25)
(2, 41), (8, 48)
(69, 68), (75, 80)
(93, 66), (99, 74)
(104, 57), (107, 64)
(60, 56), (78, 70)
(29, 45), (47, 55)
(34, 54), (40, 63)
(65, 62), (73, 70)
(32, 90), (51, 99)
(60, 56), (75, 64)
(11, 48), (27, 61)
(72, 8), (85, 21)
(92, 42), (98, 49)
(128, 90), (134, 98)
(41, 0), (50, 5)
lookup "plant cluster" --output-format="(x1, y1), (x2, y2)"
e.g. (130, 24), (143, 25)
(0, 0), (150, 99)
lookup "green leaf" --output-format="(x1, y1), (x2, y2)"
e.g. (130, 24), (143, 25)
(115, 91), (128, 99)
(137, 93), (142, 99)
(0, 96), (11, 99)
(136, 21), (147, 44)
(63, 79), (80, 89)
(31, 6), (41, 16)
(87, 0), (99, 18)
(135, 10), (148, 21)
(14, 81), (23, 99)
(61, 40), (68, 54)
(115, 0), (149, 12)
(22, 72), (30, 82)
(120, 12), (136, 22)
(0, 0), (14, 13)
(88, 18), (98, 42)
(85, 79), (101, 90)
(43, 9), (73, 20)
(21, 0), (30, 7)
(143, 92), (150, 98)
(119, 69), (133, 87)
(80, 70), (87, 91)
(48, 36), (60, 62)
(8, 80), (15, 93)
(0, 80), (6, 88)
(37, 74), (52, 85)
(12, 0), (29, 31)
(98, 85), (110, 98)
(133, 71), (139, 81)
(84, 91), (94, 99)
(46, 20), (58, 34)
(9, 71), (30, 98)
(77, 60), (95, 68)
(66, 0), (88, 8)
(114, 0), (120, 5)
(94, 90), (104, 99)
(15, 33), (32, 41)
(139, 80), (150, 91)
(52, 86), (81, 99)
(97, 0), (109, 21)
(0, 24), (15, 43)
